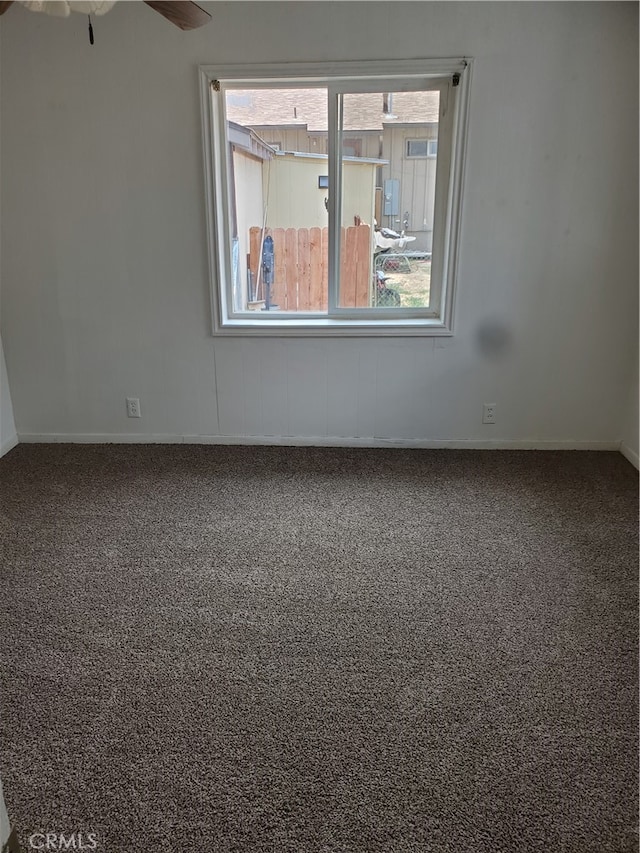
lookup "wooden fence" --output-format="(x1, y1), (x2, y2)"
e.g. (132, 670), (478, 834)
(248, 224), (372, 311)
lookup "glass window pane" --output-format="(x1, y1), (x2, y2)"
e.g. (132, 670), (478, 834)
(338, 90), (439, 310)
(225, 87), (329, 314)
(407, 139), (429, 157)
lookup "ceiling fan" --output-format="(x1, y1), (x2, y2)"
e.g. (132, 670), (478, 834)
(0, 1), (212, 31)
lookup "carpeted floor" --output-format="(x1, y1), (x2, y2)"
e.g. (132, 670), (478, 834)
(0, 445), (637, 852)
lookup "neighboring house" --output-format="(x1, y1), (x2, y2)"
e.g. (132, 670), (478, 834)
(226, 87), (439, 252)
(262, 151), (383, 232)
(229, 120), (384, 309)
(228, 122), (271, 310)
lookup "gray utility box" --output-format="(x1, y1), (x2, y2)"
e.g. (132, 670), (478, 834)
(383, 179), (399, 217)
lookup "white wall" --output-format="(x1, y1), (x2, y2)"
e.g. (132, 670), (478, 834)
(0, 22), (16, 458)
(0, 2), (637, 447)
(0, 777), (10, 851)
(0, 332), (16, 456)
(621, 349), (639, 467)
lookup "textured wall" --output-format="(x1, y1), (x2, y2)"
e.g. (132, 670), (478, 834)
(0, 2), (637, 446)
(0, 334), (16, 455)
(621, 348), (639, 465)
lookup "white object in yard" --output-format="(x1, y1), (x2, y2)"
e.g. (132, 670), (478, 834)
(374, 230), (417, 251)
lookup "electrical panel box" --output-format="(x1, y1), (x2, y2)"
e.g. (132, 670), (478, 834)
(383, 179), (399, 217)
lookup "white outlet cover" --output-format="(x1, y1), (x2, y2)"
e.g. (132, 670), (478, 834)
(482, 403), (496, 423)
(126, 397), (141, 418)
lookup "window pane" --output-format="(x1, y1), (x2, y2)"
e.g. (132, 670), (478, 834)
(338, 90), (439, 310)
(407, 139), (429, 157)
(225, 87), (329, 314)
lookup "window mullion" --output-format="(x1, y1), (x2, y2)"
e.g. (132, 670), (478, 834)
(327, 86), (342, 315)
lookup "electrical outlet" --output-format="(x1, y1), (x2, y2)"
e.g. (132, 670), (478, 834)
(126, 397), (141, 418)
(482, 403), (496, 424)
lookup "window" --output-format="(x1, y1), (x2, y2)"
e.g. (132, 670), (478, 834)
(200, 59), (471, 336)
(342, 137), (362, 157)
(407, 138), (438, 158)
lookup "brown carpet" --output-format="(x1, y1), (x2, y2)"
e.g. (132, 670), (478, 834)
(0, 445), (637, 852)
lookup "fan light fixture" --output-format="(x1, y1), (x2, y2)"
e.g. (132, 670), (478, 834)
(20, 1), (116, 16)
(0, 0), (212, 32)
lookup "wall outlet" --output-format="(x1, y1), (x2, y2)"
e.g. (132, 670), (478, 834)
(126, 397), (141, 418)
(482, 403), (496, 424)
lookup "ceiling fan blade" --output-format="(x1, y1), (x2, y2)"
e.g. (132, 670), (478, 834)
(143, 1), (211, 31)
(0, 2), (14, 15)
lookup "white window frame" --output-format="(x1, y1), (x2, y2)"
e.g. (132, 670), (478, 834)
(199, 58), (472, 337)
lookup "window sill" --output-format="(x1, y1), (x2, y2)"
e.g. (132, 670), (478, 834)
(212, 316), (453, 337)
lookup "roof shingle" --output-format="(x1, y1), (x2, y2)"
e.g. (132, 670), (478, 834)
(225, 88), (440, 132)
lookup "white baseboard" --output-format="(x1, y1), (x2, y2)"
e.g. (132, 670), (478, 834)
(620, 441), (639, 470)
(0, 433), (18, 458)
(17, 432), (621, 452)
